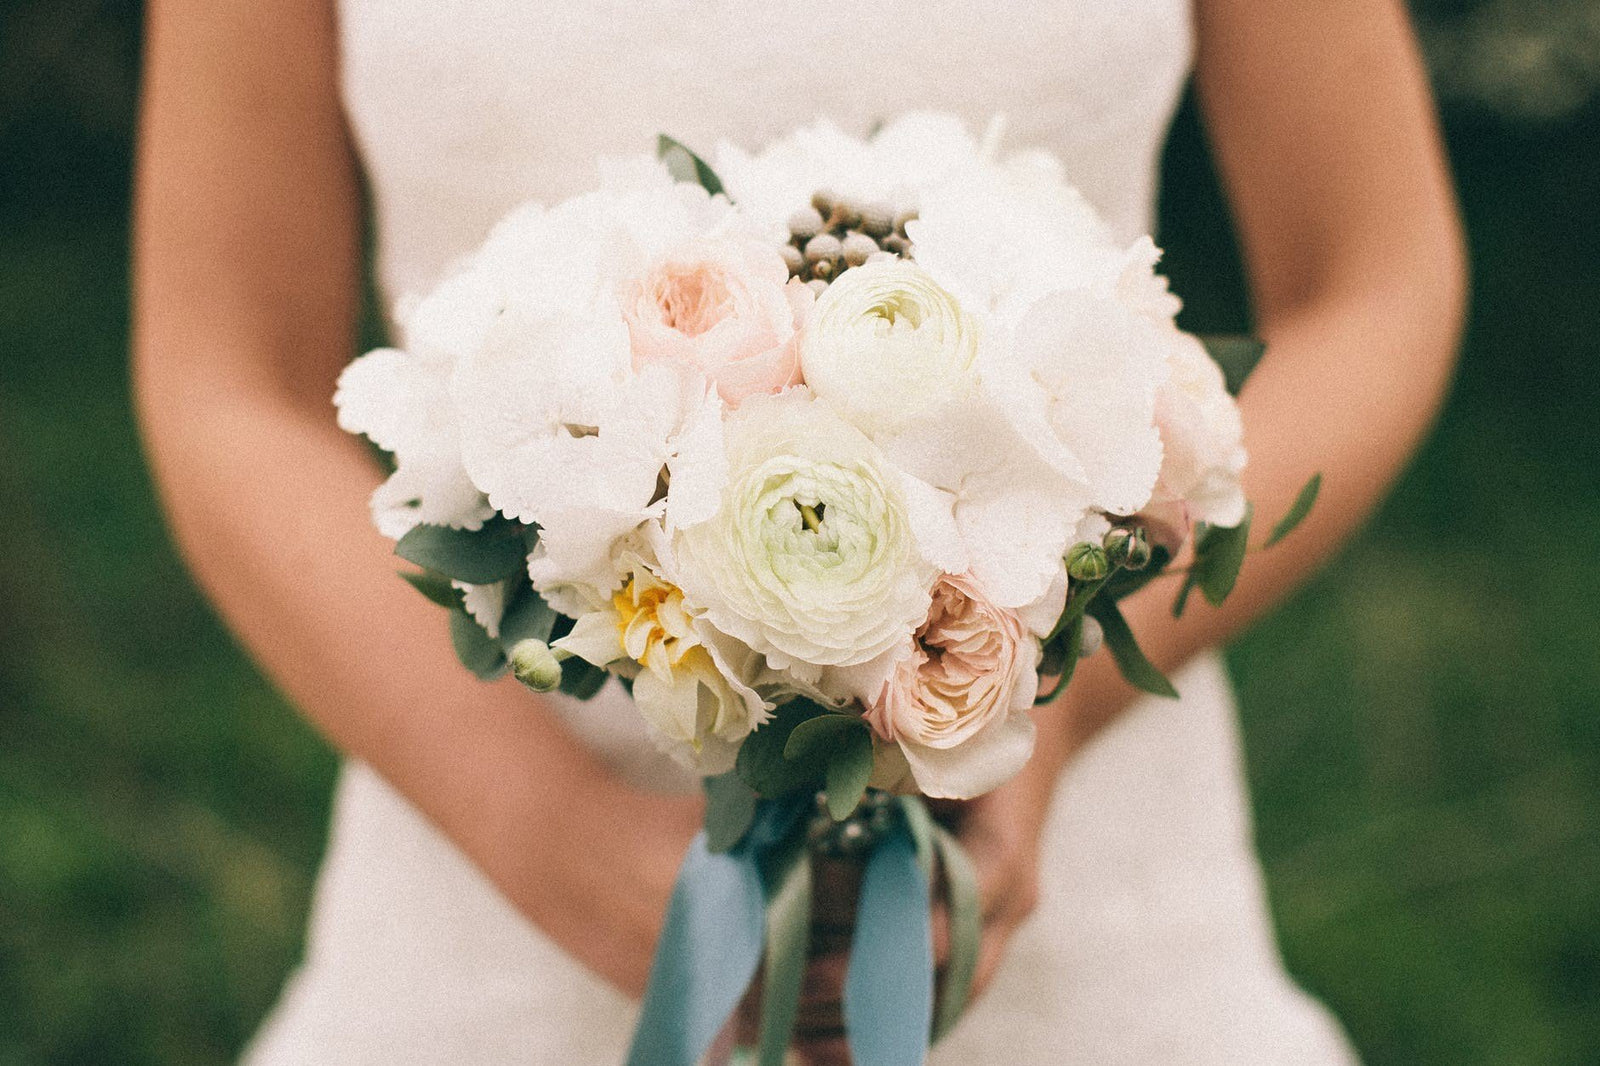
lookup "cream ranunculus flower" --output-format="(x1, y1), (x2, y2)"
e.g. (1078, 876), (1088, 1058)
(554, 549), (770, 773)
(860, 572), (1039, 799)
(671, 390), (935, 673)
(799, 259), (980, 438)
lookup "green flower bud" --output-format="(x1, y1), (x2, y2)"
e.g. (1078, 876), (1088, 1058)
(1103, 526), (1152, 571)
(1066, 542), (1110, 582)
(830, 199), (863, 231)
(811, 188), (839, 217)
(509, 638), (563, 692)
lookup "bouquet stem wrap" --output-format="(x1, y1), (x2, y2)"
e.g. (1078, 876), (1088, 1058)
(626, 794), (980, 1066)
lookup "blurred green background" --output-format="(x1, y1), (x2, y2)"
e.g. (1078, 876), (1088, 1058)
(2, 1), (1597, 1063)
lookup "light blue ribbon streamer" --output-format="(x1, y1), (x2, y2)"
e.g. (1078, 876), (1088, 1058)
(626, 800), (807, 1066)
(843, 823), (935, 1066)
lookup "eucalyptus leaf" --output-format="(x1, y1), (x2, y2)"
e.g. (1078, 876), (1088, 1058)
(399, 569), (460, 609)
(449, 608), (507, 680)
(395, 518), (527, 585)
(823, 728), (874, 821)
(498, 583), (557, 651)
(1034, 616), (1083, 705)
(1194, 504), (1253, 607)
(736, 700), (831, 798)
(656, 134), (725, 196)
(930, 826), (981, 1042)
(1087, 597), (1177, 699)
(703, 771), (759, 853)
(1265, 472), (1322, 548)
(1199, 334), (1267, 396)
(557, 657), (609, 700)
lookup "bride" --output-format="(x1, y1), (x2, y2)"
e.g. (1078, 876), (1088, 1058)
(133, 1), (1463, 1062)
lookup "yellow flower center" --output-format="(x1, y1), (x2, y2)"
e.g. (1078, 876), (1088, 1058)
(613, 571), (713, 681)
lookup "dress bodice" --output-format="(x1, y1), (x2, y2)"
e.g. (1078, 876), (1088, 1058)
(339, 0), (1193, 304)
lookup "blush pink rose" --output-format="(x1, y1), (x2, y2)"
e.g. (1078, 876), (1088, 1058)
(863, 572), (1038, 799)
(622, 239), (812, 406)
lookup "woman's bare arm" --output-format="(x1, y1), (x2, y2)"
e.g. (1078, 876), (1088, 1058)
(958, 0), (1466, 1000)
(1033, 0), (1467, 768)
(132, 0), (697, 995)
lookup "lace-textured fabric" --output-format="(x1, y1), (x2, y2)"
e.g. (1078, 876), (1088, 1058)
(244, 2), (1359, 1061)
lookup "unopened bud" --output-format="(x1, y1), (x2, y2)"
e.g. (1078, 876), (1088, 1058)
(1066, 542), (1110, 582)
(509, 638), (563, 692)
(1078, 615), (1104, 658)
(1103, 526), (1152, 571)
(810, 188), (840, 217)
(779, 243), (805, 276)
(804, 233), (843, 264)
(806, 278), (830, 297)
(841, 230), (879, 267)
(787, 206), (824, 242)
(859, 201), (896, 238)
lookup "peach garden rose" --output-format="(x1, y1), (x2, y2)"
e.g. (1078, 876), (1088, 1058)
(622, 237), (812, 405)
(863, 571), (1040, 799)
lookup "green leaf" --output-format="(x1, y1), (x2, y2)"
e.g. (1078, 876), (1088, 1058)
(1044, 565), (1120, 643)
(1088, 597), (1177, 699)
(702, 771), (759, 853)
(656, 134), (725, 196)
(1265, 473), (1322, 548)
(757, 845), (812, 1066)
(497, 582), (557, 651)
(782, 714), (875, 819)
(1034, 616), (1084, 705)
(557, 657), (609, 700)
(1194, 504), (1253, 607)
(449, 608), (506, 680)
(931, 825), (981, 1042)
(1199, 334), (1267, 396)
(395, 518), (527, 585)
(826, 729), (874, 821)
(399, 568), (460, 609)
(736, 700), (831, 798)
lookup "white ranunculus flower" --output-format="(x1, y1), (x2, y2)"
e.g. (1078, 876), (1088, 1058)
(671, 391), (935, 672)
(799, 259), (980, 438)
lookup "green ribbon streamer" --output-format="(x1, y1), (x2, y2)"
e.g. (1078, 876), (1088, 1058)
(931, 824), (981, 1042)
(757, 845), (812, 1066)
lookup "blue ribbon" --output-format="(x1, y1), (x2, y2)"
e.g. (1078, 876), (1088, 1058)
(626, 801), (935, 1066)
(626, 800), (804, 1066)
(844, 823), (934, 1066)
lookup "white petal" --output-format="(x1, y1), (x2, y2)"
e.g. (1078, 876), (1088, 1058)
(897, 474), (968, 575)
(453, 579), (508, 639)
(552, 610), (626, 667)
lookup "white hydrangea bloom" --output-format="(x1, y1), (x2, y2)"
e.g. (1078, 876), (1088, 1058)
(1151, 332), (1249, 529)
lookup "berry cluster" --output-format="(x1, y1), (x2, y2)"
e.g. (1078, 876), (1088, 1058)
(784, 190), (918, 295)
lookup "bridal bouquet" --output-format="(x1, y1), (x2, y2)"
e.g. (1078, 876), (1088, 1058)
(336, 114), (1315, 1066)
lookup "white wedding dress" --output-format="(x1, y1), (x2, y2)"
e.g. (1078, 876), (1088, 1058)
(245, 1), (1360, 1062)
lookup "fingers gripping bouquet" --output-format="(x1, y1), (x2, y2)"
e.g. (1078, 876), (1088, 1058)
(336, 115), (1317, 1065)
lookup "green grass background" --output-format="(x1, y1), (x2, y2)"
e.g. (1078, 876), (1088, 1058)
(2, 3), (1597, 1063)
